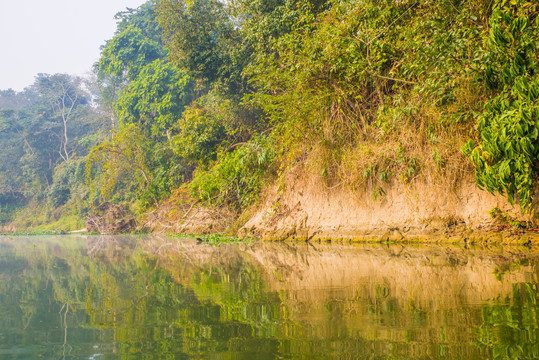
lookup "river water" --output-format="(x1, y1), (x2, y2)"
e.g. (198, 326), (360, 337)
(0, 235), (538, 359)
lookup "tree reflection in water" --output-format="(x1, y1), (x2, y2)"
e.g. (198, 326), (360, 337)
(0, 235), (538, 359)
(475, 281), (539, 360)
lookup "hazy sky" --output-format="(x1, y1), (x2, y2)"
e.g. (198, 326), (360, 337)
(0, 0), (149, 91)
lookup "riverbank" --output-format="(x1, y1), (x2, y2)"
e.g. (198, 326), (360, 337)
(238, 166), (539, 244)
(5, 166), (538, 246)
(137, 163), (539, 245)
(130, 154), (539, 245)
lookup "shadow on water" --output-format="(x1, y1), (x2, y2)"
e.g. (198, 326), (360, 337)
(0, 235), (538, 359)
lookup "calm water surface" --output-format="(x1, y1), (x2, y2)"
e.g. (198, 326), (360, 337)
(0, 235), (538, 359)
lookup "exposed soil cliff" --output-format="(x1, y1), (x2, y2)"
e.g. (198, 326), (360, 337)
(238, 165), (539, 243)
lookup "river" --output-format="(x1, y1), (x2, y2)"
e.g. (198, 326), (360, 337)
(0, 235), (537, 359)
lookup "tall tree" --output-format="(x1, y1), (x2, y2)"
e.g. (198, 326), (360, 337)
(115, 59), (194, 139)
(34, 74), (87, 162)
(95, 2), (166, 127)
(158, 0), (244, 94)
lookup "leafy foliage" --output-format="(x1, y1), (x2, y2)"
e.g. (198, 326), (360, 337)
(87, 124), (153, 206)
(47, 158), (88, 209)
(190, 135), (275, 212)
(170, 90), (251, 165)
(5, 0), (539, 230)
(87, 2), (195, 213)
(115, 0), (163, 44)
(158, 0), (239, 91)
(0, 73), (105, 228)
(95, 2), (166, 126)
(115, 59), (194, 138)
(98, 25), (163, 82)
(464, 1), (539, 210)
(172, 105), (226, 164)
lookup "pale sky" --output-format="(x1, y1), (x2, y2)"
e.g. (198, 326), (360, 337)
(0, 0), (149, 91)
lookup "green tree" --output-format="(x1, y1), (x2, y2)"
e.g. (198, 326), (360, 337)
(0, 74), (106, 226)
(115, 0), (163, 44)
(464, 1), (539, 210)
(87, 124), (153, 205)
(158, 0), (247, 95)
(98, 25), (162, 82)
(96, 3), (165, 127)
(190, 134), (275, 211)
(35, 73), (88, 162)
(115, 59), (194, 139)
(172, 104), (227, 164)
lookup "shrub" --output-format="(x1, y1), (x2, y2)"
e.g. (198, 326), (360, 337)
(464, 1), (539, 210)
(190, 135), (275, 212)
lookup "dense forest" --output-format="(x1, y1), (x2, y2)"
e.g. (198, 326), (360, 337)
(0, 0), (537, 232)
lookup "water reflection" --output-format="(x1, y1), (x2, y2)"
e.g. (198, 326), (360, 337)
(0, 235), (538, 359)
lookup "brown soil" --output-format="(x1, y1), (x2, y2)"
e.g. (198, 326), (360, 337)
(138, 163), (539, 244)
(238, 164), (539, 244)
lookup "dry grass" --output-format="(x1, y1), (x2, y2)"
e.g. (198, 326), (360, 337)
(304, 76), (483, 196)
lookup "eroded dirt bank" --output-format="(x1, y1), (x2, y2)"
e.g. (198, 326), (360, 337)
(238, 167), (539, 244)
(142, 164), (539, 244)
